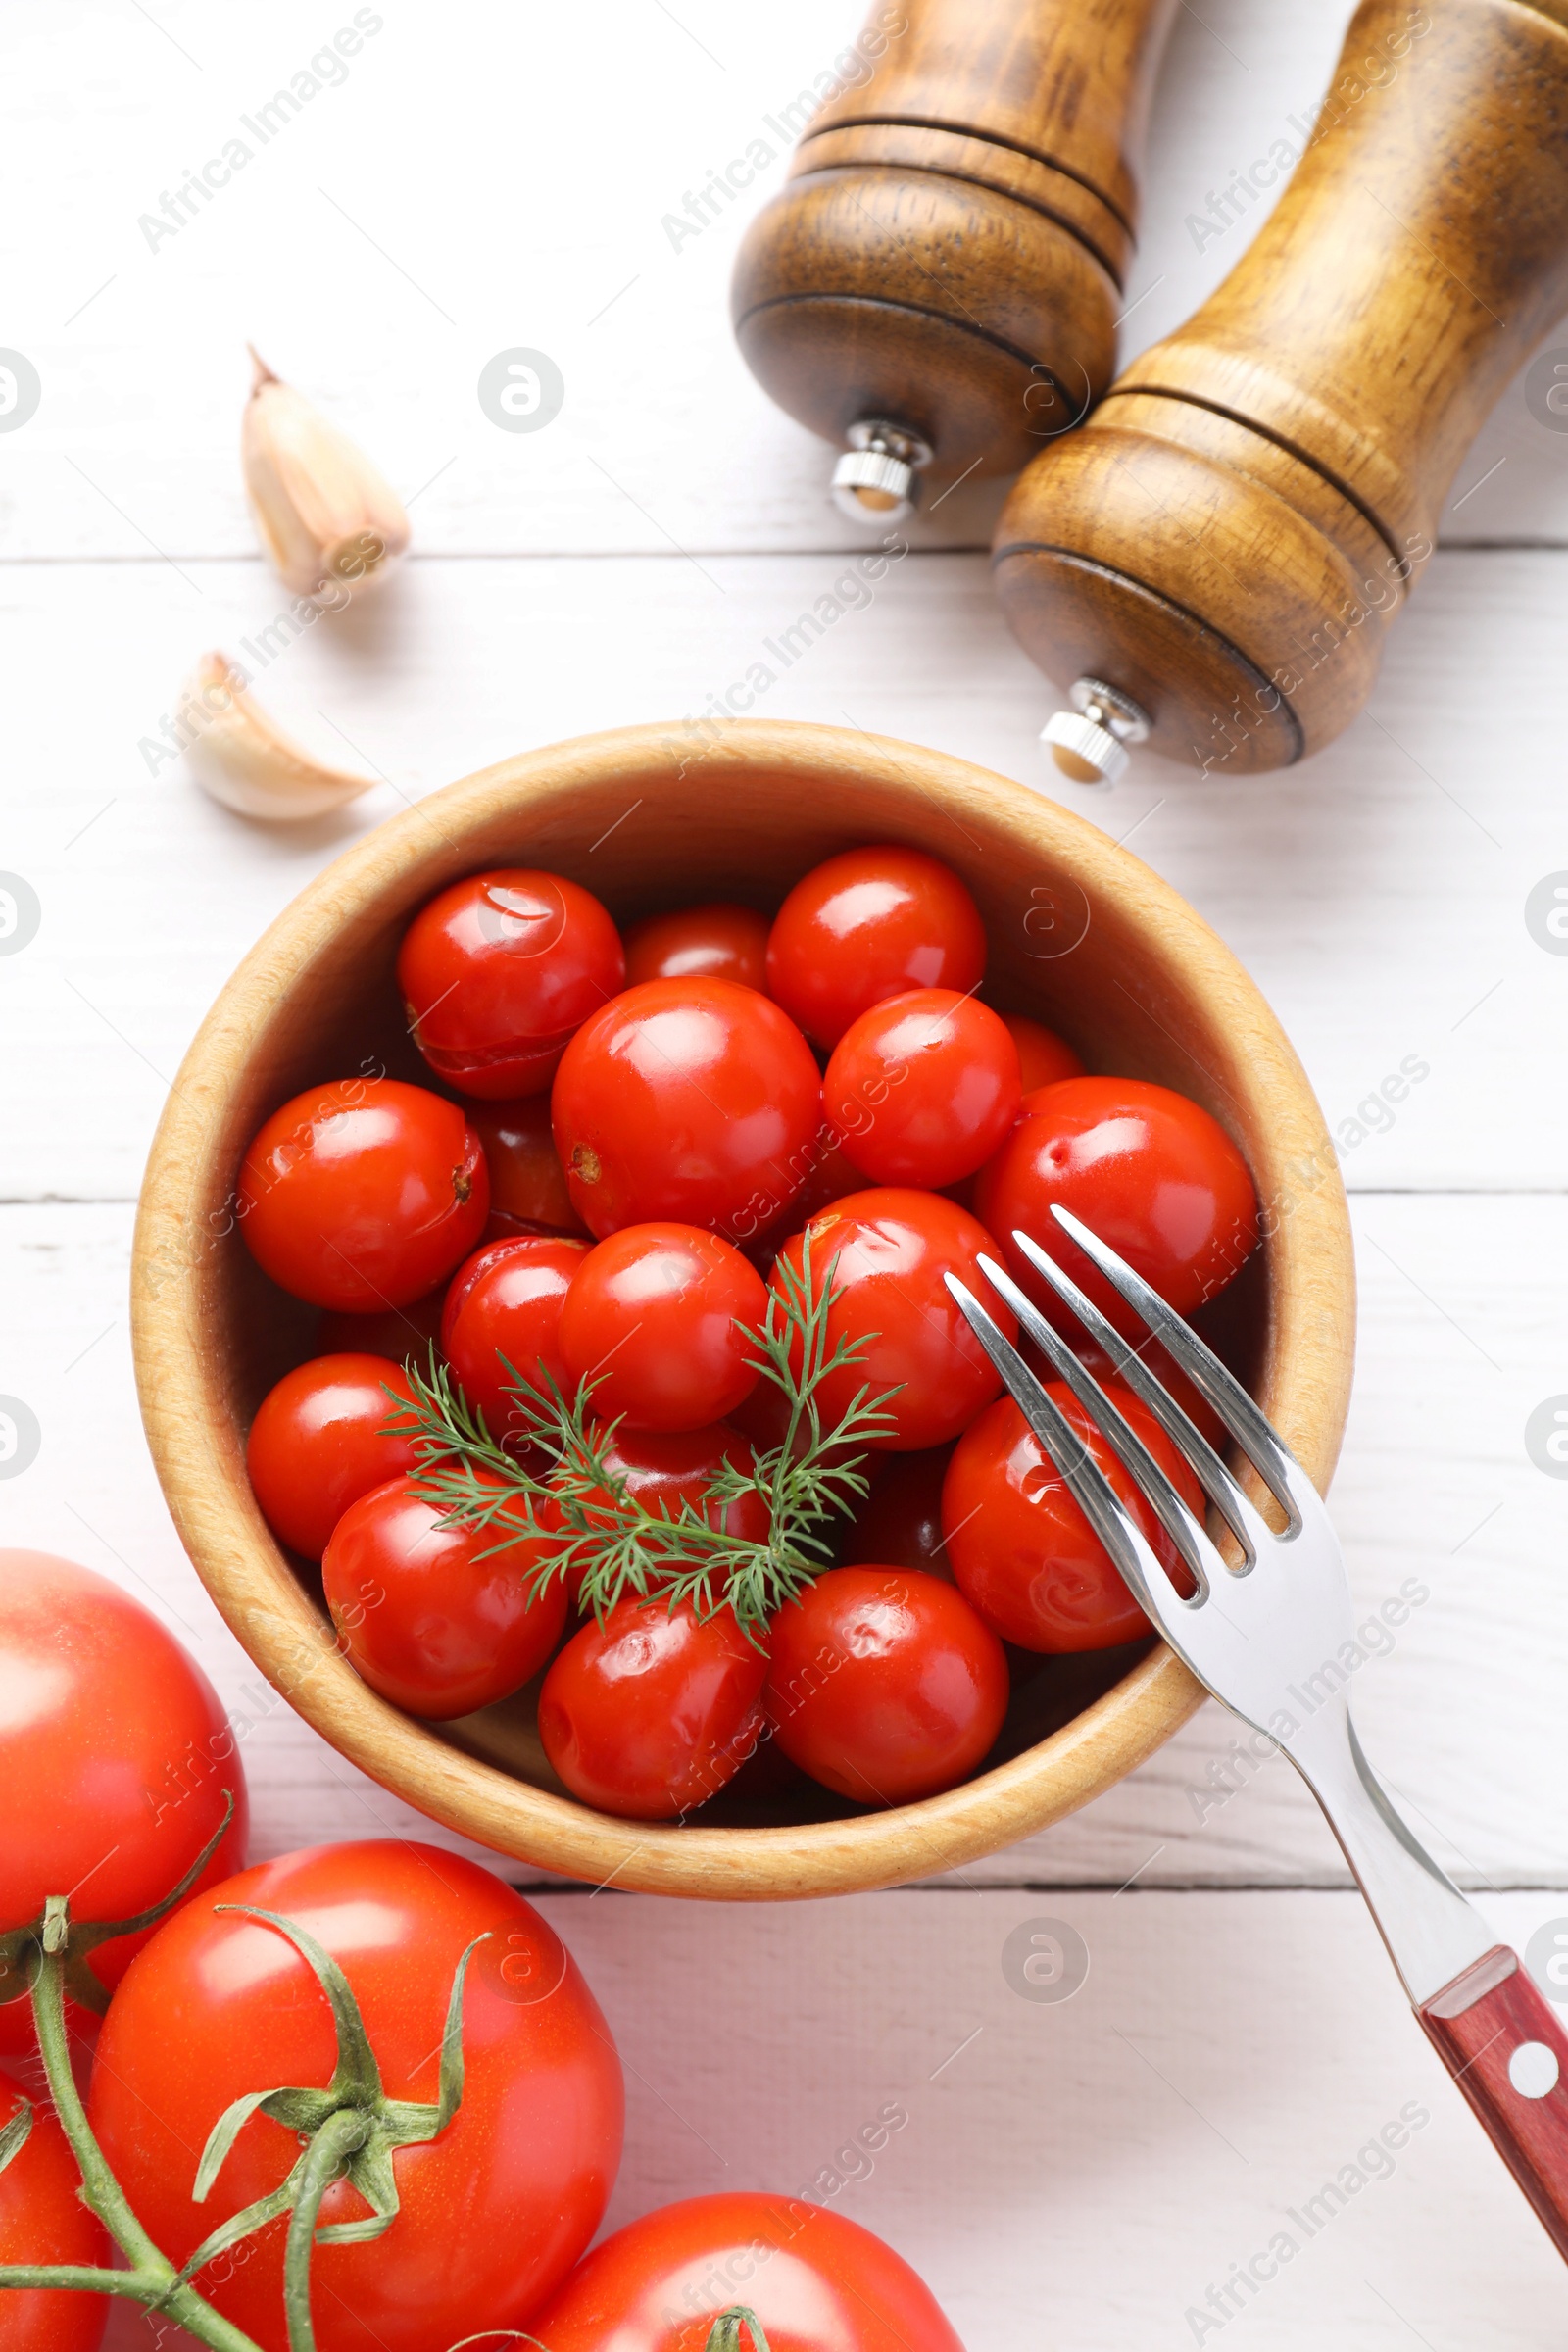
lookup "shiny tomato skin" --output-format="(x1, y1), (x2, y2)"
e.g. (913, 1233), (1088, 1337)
(769, 1189), (1017, 1451)
(89, 1842), (624, 2352)
(318, 1283), (447, 1368)
(623, 902), (770, 992)
(527, 2191), (964, 2352)
(442, 1234), (591, 1440)
(764, 1567), (1006, 1806)
(238, 1077), (489, 1311)
(247, 1353), (418, 1559)
(577, 1424), (770, 1545)
(322, 1475), (567, 1717)
(0, 1552), (248, 2050)
(0, 2063), (109, 2349)
(999, 1012), (1085, 1093)
(539, 1601), (768, 1820)
(825, 989), (1021, 1189)
(839, 1446), (955, 1580)
(941, 1382), (1203, 1651)
(469, 1094), (588, 1236)
(973, 1075), (1258, 1338)
(765, 846), (987, 1049)
(552, 977), (821, 1241)
(559, 1223), (767, 1432)
(398, 868), (625, 1100)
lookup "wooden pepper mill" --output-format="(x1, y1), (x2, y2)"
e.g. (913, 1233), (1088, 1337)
(730, 0), (1178, 523)
(993, 0), (1568, 782)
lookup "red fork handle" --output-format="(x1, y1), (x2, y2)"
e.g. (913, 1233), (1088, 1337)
(1419, 1946), (1568, 2260)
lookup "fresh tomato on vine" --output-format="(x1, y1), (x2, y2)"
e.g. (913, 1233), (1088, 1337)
(88, 1841), (624, 2352)
(765, 845), (987, 1048)
(0, 2063), (110, 2350)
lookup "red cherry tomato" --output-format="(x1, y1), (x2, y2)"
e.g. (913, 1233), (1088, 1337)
(0, 1552), (248, 2054)
(999, 1011), (1085, 1093)
(318, 1283), (447, 1367)
(528, 2191), (964, 2352)
(941, 1381), (1202, 1650)
(764, 1566), (1007, 1805)
(825, 989), (1021, 1189)
(0, 2063), (109, 2350)
(770, 1189), (1017, 1451)
(571, 1423), (771, 1547)
(323, 1475), (566, 1718)
(552, 977), (821, 1241)
(973, 1075), (1258, 1338)
(397, 867), (625, 1099)
(538, 1600), (768, 1820)
(623, 902), (770, 992)
(238, 1077), (489, 1311)
(468, 1094), (588, 1237)
(560, 1223), (766, 1432)
(246, 1353), (418, 1559)
(766, 846), (987, 1048)
(839, 1446), (955, 1579)
(89, 1841), (624, 2352)
(442, 1234), (591, 1440)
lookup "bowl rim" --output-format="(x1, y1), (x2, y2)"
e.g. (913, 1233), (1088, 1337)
(131, 716), (1354, 1899)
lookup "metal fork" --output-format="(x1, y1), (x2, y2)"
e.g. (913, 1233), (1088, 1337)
(947, 1206), (1568, 2260)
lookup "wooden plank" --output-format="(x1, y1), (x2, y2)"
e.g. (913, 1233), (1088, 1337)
(4, 1193), (1564, 1888)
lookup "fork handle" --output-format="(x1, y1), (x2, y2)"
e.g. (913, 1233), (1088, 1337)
(1418, 1947), (1568, 2259)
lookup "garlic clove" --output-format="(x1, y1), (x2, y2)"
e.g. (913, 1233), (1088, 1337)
(179, 652), (378, 822)
(241, 348), (411, 599)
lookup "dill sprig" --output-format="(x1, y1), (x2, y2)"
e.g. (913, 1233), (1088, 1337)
(383, 1232), (899, 1637)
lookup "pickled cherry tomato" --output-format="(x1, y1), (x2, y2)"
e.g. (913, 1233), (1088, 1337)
(622, 902), (769, 992)
(538, 1601), (768, 1819)
(468, 1095), (586, 1238)
(839, 1446), (955, 1580)
(441, 1234), (590, 1439)
(322, 1474), (566, 1717)
(398, 868), (624, 1100)
(824, 989), (1021, 1188)
(765, 846), (987, 1048)
(941, 1381), (1203, 1651)
(551, 977), (821, 1240)
(238, 1077), (488, 1311)
(1000, 1011), (1085, 1093)
(558, 1224), (766, 1432)
(764, 1567), (1007, 1805)
(247, 1353), (419, 1559)
(973, 1075), (1258, 1338)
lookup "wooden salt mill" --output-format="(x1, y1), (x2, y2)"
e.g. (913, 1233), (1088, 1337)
(730, 0), (1178, 523)
(994, 0), (1568, 783)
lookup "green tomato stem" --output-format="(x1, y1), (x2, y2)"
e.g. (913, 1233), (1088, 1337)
(280, 2106), (369, 2352)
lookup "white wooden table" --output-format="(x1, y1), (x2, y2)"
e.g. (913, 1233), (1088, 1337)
(3, 2), (1568, 2342)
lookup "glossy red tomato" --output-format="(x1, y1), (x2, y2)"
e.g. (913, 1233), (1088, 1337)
(552, 977), (821, 1241)
(839, 1446), (955, 1579)
(941, 1381), (1203, 1650)
(397, 867), (625, 1099)
(0, 1552), (248, 2054)
(623, 902), (770, 992)
(442, 1234), (591, 1439)
(764, 1567), (1006, 1805)
(999, 1011), (1085, 1093)
(238, 1077), (489, 1311)
(323, 1475), (566, 1717)
(318, 1282), (447, 1367)
(539, 1600), (768, 1819)
(825, 989), (1021, 1188)
(469, 1094), (588, 1237)
(769, 1189), (1017, 1451)
(0, 2063), (109, 2350)
(560, 1224), (766, 1432)
(766, 846), (987, 1048)
(528, 2191), (964, 2352)
(90, 1841), (624, 2352)
(574, 1424), (771, 1545)
(973, 1075), (1258, 1338)
(247, 1353), (419, 1559)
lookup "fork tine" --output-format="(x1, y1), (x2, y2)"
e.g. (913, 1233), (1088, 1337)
(974, 1250), (1224, 1600)
(1004, 1229), (1274, 1564)
(1046, 1205), (1301, 1529)
(942, 1274), (1194, 1630)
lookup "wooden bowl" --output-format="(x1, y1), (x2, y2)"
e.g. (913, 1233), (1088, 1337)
(131, 720), (1354, 1899)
